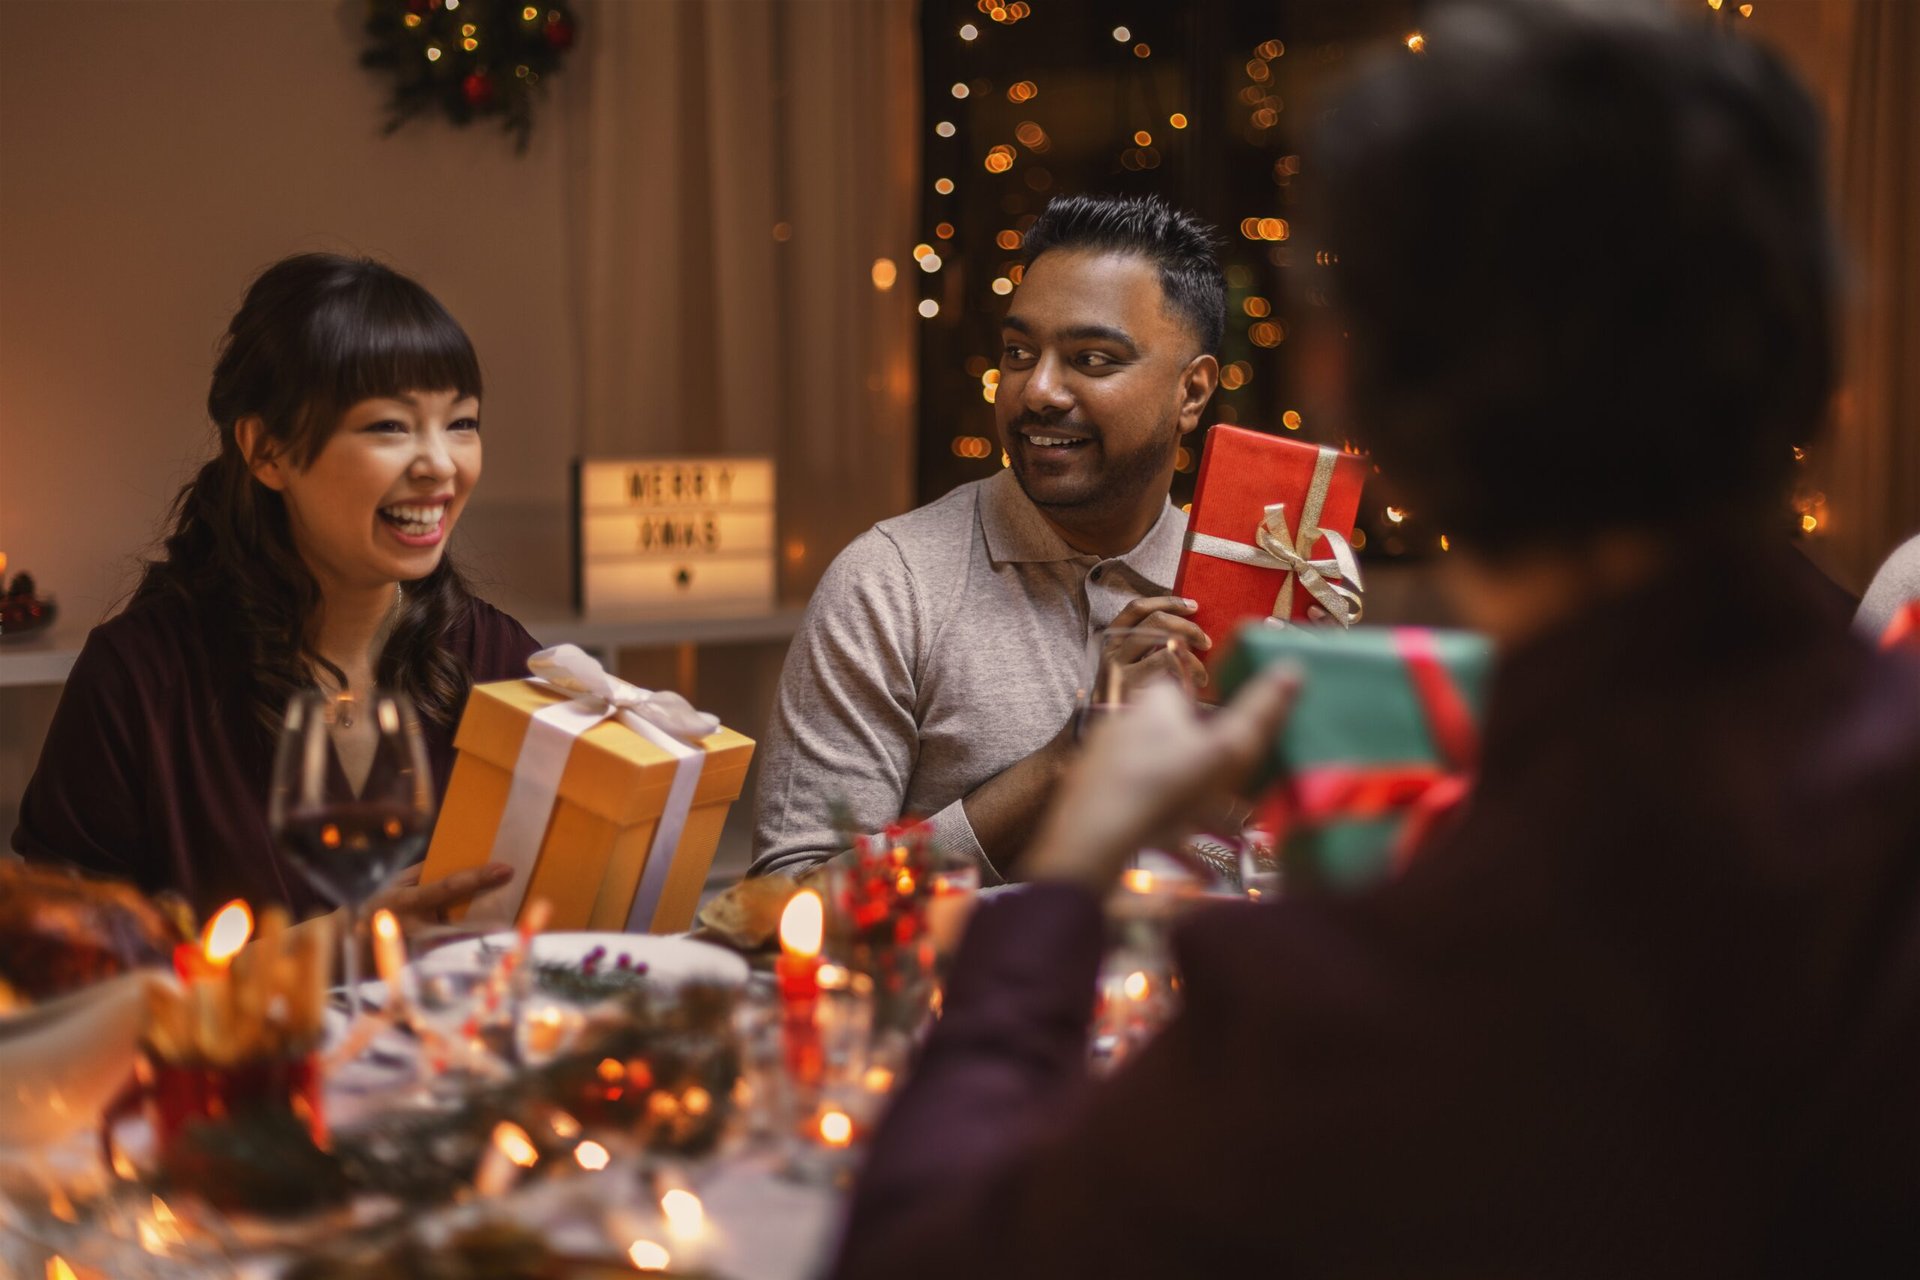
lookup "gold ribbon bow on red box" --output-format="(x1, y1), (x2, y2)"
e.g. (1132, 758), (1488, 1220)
(1182, 446), (1365, 627)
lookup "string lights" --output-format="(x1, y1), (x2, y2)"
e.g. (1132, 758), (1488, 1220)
(916, 6), (1474, 548)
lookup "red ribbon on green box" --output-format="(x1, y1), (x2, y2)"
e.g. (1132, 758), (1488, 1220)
(1224, 625), (1492, 890)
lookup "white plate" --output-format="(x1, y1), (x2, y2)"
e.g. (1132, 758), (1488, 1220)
(428, 931), (750, 988)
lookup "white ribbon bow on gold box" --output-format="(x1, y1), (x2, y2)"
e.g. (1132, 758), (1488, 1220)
(467, 644), (720, 931)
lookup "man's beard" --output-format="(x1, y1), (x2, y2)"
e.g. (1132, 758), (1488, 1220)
(1005, 415), (1180, 519)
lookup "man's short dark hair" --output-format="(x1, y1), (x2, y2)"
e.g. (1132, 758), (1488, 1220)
(1318, 0), (1837, 553)
(1021, 193), (1227, 358)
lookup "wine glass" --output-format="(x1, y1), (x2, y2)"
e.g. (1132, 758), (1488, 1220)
(1075, 625), (1200, 739)
(268, 688), (434, 1017)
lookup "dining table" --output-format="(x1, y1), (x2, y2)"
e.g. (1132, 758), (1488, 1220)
(0, 944), (855, 1280)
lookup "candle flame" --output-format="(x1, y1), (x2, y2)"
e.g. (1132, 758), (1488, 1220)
(661, 1187), (706, 1238)
(201, 900), (254, 965)
(1122, 869), (1155, 894)
(628, 1239), (672, 1271)
(1124, 970), (1152, 1002)
(574, 1139), (611, 1171)
(491, 1121), (539, 1168)
(779, 889), (825, 958)
(819, 1108), (854, 1147)
(372, 908), (401, 947)
(47, 1260), (79, 1280)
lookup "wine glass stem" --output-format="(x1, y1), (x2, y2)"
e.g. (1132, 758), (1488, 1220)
(340, 904), (364, 1018)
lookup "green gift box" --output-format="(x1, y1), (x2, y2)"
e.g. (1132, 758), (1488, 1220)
(1216, 624), (1494, 891)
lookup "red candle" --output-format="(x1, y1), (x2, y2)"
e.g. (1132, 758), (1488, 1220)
(777, 891), (825, 1083)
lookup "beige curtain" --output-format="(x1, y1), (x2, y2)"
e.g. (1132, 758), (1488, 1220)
(1753, 0), (1920, 591)
(562, 0), (919, 599)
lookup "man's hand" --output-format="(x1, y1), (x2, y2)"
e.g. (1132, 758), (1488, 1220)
(370, 861), (514, 925)
(1101, 595), (1212, 690)
(1024, 666), (1296, 896)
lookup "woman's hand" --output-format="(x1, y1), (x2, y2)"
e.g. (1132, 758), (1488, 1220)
(369, 861), (514, 925)
(1024, 666), (1296, 896)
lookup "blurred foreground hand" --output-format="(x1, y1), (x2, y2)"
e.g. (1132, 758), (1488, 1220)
(1025, 666), (1296, 896)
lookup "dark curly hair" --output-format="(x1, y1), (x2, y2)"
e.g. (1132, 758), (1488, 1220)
(1021, 193), (1227, 358)
(1316, 0), (1837, 554)
(134, 253), (484, 734)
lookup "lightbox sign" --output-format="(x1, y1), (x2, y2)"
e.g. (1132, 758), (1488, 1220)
(571, 457), (776, 614)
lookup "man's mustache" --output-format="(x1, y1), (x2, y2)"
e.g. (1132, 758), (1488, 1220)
(1006, 411), (1097, 437)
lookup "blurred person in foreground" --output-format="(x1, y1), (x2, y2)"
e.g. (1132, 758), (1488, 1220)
(750, 194), (1221, 882)
(832, 3), (1920, 1276)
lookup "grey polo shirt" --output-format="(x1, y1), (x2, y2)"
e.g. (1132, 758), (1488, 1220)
(749, 469), (1188, 881)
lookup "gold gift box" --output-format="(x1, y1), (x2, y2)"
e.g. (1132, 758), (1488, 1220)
(421, 679), (755, 933)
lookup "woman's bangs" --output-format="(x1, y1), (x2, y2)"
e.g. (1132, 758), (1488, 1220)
(328, 279), (482, 411)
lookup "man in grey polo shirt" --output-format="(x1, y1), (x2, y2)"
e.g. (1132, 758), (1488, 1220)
(750, 193), (1224, 880)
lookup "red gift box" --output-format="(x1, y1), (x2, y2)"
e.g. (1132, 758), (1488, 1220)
(1172, 425), (1368, 649)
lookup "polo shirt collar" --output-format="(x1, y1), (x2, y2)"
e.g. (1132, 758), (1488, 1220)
(980, 469), (1187, 590)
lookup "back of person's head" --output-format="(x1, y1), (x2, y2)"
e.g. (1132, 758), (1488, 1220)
(139, 253), (482, 731)
(1022, 193), (1228, 358)
(1317, 0), (1836, 555)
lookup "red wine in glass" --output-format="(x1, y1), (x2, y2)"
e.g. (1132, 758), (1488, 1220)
(278, 800), (429, 906)
(268, 688), (435, 1016)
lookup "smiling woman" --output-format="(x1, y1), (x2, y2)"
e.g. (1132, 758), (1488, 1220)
(10, 255), (538, 920)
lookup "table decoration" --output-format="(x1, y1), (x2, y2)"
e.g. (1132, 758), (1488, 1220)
(0, 565), (57, 641)
(780, 962), (893, 1188)
(137, 901), (332, 1179)
(776, 891), (825, 1085)
(129, 978), (742, 1220)
(825, 819), (945, 1033)
(421, 645), (755, 934)
(1091, 871), (1186, 1070)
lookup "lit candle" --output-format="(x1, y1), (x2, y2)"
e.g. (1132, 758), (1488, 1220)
(175, 899), (253, 981)
(202, 900), (254, 969)
(475, 1120), (540, 1197)
(777, 890), (825, 1083)
(370, 908), (406, 1000)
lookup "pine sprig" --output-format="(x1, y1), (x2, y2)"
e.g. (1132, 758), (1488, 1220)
(151, 982), (739, 1217)
(360, 0), (579, 152)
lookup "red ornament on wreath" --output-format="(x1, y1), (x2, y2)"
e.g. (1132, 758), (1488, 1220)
(360, 0), (580, 153)
(462, 70), (495, 109)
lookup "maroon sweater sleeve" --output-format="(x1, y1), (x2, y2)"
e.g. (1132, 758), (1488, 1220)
(11, 630), (153, 881)
(464, 598), (541, 682)
(832, 883), (1222, 1280)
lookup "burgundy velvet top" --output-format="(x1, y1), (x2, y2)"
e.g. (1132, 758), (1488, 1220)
(11, 593), (539, 919)
(835, 544), (1920, 1279)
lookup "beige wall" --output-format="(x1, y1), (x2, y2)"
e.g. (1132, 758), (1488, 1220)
(0, 0), (579, 628)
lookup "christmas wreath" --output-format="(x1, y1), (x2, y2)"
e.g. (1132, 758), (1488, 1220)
(360, 0), (579, 151)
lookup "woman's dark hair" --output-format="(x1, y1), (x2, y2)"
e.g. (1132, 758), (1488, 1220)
(1021, 193), (1227, 358)
(134, 253), (483, 733)
(1315, 0), (1838, 554)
